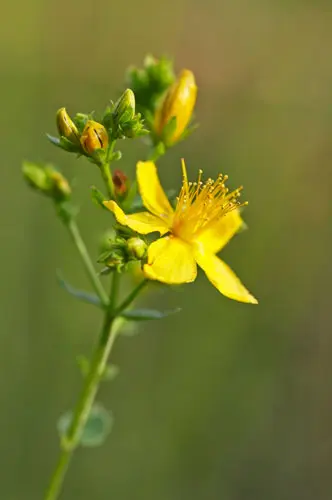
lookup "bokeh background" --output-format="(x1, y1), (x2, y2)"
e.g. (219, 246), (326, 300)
(1, 0), (332, 498)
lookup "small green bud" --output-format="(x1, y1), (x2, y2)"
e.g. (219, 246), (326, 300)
(22, 162), (49, 192)
(105, 248), (127, 272)
(22, 162), (71, 202)
(56, 108), (80, 144)
(113, 89), (136, 124)
(126, 55), (175, 118)
(127, 237), (147, 260)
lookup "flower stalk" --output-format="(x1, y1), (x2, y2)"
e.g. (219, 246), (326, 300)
(21, 53), (258, 500)
(44, 306), (118, 500)
(66, 218), (109, 307)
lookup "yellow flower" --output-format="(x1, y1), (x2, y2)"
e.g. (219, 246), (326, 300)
(104, 161), (257, 304)
(80, 120), (108, 155)
(154, 70), (197, 146)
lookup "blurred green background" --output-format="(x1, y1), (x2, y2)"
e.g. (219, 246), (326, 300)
(1, 0), (332, 498)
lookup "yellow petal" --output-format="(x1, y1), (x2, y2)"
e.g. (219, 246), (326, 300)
(195, 209), (243, 254)
(137, 161), (174, 221)
(194, 247), (258, 304)
(103, 200), (169, 235)
(144, 236), (197, 284)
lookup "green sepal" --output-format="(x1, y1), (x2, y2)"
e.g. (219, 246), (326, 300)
(46, 134), (81, 153)
(56, 271), (102, 308)
(121, 307), (181, 321)
(73, 112), (90, 133)
(109, 150), (122, 162)
(149, 141), (166, 161)
(177, 121), (199, 144)
(161, 116), (177, 146)
(58, 403), (113, 448)
(91, 186), (107, 209)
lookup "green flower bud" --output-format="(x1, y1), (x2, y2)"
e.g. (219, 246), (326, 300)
(22, 162), (71, 202)
(56, 108), (80, 144)
(113, 89), (136, 124)
(127, 237), (147, 260)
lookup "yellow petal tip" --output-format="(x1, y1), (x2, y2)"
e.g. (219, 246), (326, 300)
(103, 200), (115, 211)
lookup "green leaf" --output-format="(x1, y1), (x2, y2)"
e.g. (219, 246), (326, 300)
(91, 185), (107, 209)
(57, 271), (102, 307)
(58, 403), (113, 448)
(121, 307), (181, 321)
(103, 364), (120, 381)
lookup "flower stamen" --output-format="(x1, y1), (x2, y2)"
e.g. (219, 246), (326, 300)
(172, 168), (247, 241)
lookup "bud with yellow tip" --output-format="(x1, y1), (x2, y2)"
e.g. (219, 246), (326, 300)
(127, 237), (147, 260)
(154, 69), (197, 146)
(80, 120), (109, 155)
(22, 162), (71, 202)
(56, 108), (80, 145)
(113, 89), (136, 124)
(47, 169), (72, 200)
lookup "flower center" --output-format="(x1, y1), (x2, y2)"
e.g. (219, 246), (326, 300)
(172, 161), (247, 242)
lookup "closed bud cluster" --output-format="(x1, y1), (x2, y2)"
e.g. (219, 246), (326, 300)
(104, 89), (148, 140)
(22, 162), (71, 202)
(126, 55), (175, 117)
(98, 233), (147, 273)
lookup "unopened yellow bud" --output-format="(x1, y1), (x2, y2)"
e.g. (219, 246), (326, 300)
(80, 120), (109, 155)
(127, 237), (147, 260)
(154, 69), (197, 146)
(56, 108), (80, 144)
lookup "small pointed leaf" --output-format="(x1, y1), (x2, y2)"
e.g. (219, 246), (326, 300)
(57, 271), (102, 307)
(58, 403), (113, 448)
(91, 185), (107, 209)
(121, 308), (181, 321)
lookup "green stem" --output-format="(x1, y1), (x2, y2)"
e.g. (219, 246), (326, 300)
(148, 142), (166, 162)
(44, 309), (117, 500)
(100, 141), (116, 199)
(115, 279), (148, 315)
(67, 219), (109, 307)
(109, 271), (120, 312)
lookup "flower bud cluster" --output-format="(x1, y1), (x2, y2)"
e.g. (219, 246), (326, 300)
(98, 232), (147, 273)
(22, 162), (71, 202)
